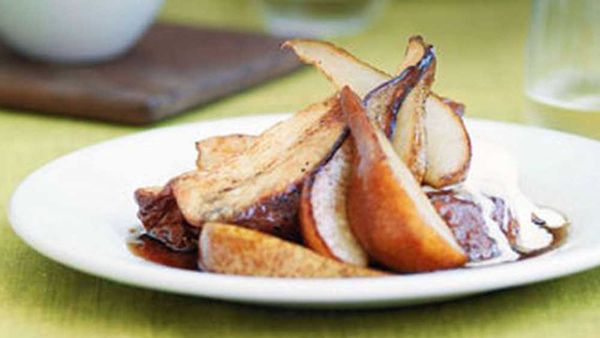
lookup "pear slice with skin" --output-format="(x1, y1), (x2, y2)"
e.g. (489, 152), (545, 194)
(298, 46), (432, 266)
(199, 222), (387, 278)
(424, 94), (472, 187)
(299, 140), (369, 267)
(282, 39), (389, 98)
(341, 87), (467, 272)
(284, 38), (472, 188)
(285, 37), (432, 183)
(387, 39), (436, 183)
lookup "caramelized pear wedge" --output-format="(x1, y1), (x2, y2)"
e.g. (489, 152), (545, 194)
(362, 67), (420, 136)
(396, 36), (432, 72)
(423, 94), (472, 188)
(298, 47), (432, 264)
(299, 140), (369, 267)
(341, 87), (467, 272)
(284, 38), (472, 188)
(360, 38), (434, 182)
(283, 39), (388, 98)
(349, 37), (434, 182)
(388, 40), (436, 183)
(199, 223), (387, 278)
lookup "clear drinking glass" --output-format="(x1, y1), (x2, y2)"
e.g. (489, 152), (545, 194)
(257, 0), (387, 37)
(525, 0), (600, 138)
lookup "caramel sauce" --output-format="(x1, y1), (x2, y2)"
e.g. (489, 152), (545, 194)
(128, 222), (568, 272)
(128, 234), (199, 270)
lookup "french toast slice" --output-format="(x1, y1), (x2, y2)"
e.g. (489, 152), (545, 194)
(195, 134), (256, 170)
(169, 96), (347, 240)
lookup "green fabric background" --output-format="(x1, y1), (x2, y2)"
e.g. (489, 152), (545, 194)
(1, 1), (599, 337)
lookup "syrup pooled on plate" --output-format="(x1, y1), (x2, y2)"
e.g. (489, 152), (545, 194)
(128, 233), (199, 271)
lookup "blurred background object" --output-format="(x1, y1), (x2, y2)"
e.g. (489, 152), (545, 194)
(257, 0), (387, 37)
(524, 0), (600, 138)
(0, 0), (302, 125)
(0, 0), (536, 126)
(0, 0), (164, 63)
(0, 24), (300, 124)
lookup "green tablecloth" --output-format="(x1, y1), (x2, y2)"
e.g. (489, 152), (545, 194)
(2, 1), (599, 337)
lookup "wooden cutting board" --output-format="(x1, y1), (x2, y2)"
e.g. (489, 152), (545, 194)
(0, 23), (302, 125)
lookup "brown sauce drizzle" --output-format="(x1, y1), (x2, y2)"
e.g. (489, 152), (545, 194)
(128, 234), (199, 271)
(128, 220), (568, 272)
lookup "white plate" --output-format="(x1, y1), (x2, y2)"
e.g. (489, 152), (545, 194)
(8, 114), (600, 309)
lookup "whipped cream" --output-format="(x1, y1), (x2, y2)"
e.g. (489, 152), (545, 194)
(463, 187), (520, 267)
(458, 139), (567, 265)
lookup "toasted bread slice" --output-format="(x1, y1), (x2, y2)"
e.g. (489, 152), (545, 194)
(170, 97), (347, 241)
(195, 134), (256, 170)
(341, 87), (467, 272)
(299, 140), (369, 266)
(199, 222), (386, 278)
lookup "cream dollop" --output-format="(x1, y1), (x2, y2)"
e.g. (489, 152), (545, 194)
(461, 139), (566, 262)
(463, 187), (520, 267)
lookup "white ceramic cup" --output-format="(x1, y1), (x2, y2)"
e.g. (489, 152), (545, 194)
(0, 0), (164, 63)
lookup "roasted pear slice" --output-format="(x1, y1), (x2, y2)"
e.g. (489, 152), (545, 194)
(299, 140), (369, 267)
(199, 223), (387, 278)
(283, 39), (388, 98)
(341, 87), (467, 272)
(196, 134), (256, 170)
(359, 38), (435, 182)
(169, 96), (347, 241)
(304, 36), (433, 182)
(298, 45), (432, 265)
(362, 67), (420, 136)
(423, 94), (471, 187)
(387, 38), (435, 183)
(285, 38), (472, 188)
